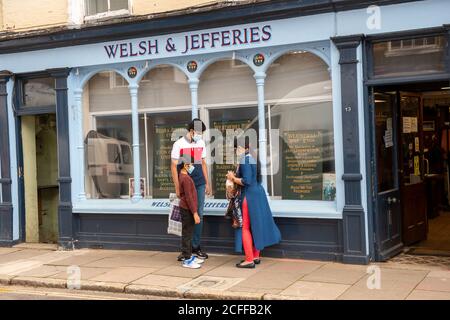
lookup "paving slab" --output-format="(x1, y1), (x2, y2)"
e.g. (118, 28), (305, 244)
(279, 281), (350, 300)
(426, 270), (450, 278)
(338, 268), (428, 300)
(0, 260), (44, 276)
(88, 249), (160, 257)
(132, 274), (192, 288)
(406, 289), (450, 300)
(0, 250), (52, 264)
(228, 260), (323, 291)
(89, 267), (158, 284)
(302, 263), (368, 285)
(204, 257), (278, 278)
(15, 265), (66, 278)
(49, 267), (113, 281)
(84, 252), (176, 269)
(45, 251), (113, 267)
(0, 248), (22, 256)
(152, 255), (234, 278)
(27, 251), (77, 264)
(416, 276), (450, 292)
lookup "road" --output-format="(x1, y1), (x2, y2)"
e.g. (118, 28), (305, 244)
(0, 285), (180, 300)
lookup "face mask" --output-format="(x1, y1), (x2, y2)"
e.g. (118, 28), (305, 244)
(193, 133), (202, 143)
(187, 165), (195, 175)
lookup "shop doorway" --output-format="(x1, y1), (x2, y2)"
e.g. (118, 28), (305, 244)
(372, 81), (450, 260)
(19, 114), (59, 243)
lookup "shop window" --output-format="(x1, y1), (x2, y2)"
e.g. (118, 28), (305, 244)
(265, 51), (336, 201)
(372, 35), (447, 78)
(87, 72), (130, 113)
(22, 77), (55, 107)
(139, 112), (191, 199)
(138, 65), (192, 198)
(84, 72), (133, 199)
(209, 107), (258, 199)
(85, 0), (129, 18)
(199, 60), (257, 106)
(139, 65), (191, 110)
(199, 60), (258, 199)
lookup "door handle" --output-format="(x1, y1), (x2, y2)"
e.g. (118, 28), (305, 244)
(18, 166), (23, 179)
(387, 197), (399, 204)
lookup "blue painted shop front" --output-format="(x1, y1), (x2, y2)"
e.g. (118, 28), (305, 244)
(1, 0), (449, 264)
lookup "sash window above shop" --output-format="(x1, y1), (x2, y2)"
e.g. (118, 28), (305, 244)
(85, 0), (130, 19)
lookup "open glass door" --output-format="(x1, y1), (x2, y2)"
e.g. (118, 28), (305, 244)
(373, 90), (403, 260)
(399, 92), (428, 246)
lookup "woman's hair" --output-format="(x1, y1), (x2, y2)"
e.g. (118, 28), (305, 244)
(233, 136), (262, 183)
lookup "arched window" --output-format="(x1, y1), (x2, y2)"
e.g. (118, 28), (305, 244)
(199, 59), (258, 198)
(83, 71), (133, 199)
(265, 51), (336, 201)
(139, 65), (191, 198)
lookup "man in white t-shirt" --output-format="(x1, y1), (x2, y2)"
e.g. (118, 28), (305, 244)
(171, 118), (211, 260)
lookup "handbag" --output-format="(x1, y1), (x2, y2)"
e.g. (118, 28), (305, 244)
(167, 193), (182, 237)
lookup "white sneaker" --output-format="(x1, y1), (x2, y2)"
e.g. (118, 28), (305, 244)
(193, 257), (205, 264)
(182, 256), (202, 269)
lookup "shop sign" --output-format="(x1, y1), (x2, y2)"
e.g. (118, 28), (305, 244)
(104, 25), (272, 59)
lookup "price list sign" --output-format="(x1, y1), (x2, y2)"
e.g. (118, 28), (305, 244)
(282, 130), (324, 200)
(212, 120), (252, 199)
(153, 124), (185, 198)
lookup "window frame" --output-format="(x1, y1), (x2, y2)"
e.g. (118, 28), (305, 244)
(84, 0), (132, 22)
(72, 41), (344, 219)
(365, 30), (450, 82)
(14, 72), (57, 116)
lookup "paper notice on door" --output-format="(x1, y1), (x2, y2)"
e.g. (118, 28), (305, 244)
(410, 117), (418, 133)
(384, 130), (393, 148)
(415, 137), (420, 152)
(384, 117), (394, 148)
(386, 118), (393, 130)
(403, 117), (411, 133)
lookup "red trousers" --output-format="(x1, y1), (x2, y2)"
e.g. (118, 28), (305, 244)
(242, 197), (260, 262)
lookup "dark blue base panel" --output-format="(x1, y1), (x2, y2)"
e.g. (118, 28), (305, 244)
(73, 213), (344, 262)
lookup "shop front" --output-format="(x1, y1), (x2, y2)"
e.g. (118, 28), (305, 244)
(366, 27), (450, 260)
(1, 0), (448, 264)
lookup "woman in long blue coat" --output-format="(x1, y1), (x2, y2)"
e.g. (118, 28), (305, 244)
(226, 139), (282, 268)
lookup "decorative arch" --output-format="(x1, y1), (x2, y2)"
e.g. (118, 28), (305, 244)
(262, 45), (331, 73)
(78, 67), (129, 90)
(135, 61), (189, 84)
(195, 53), (256, 79)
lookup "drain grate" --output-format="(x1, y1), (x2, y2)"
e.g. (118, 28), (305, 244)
(177, 276), (245, 292)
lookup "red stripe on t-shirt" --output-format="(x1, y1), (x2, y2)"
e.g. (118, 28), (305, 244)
(180, 147), (203, 162)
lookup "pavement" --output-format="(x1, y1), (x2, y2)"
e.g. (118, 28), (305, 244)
(0, 243), (450, 300)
